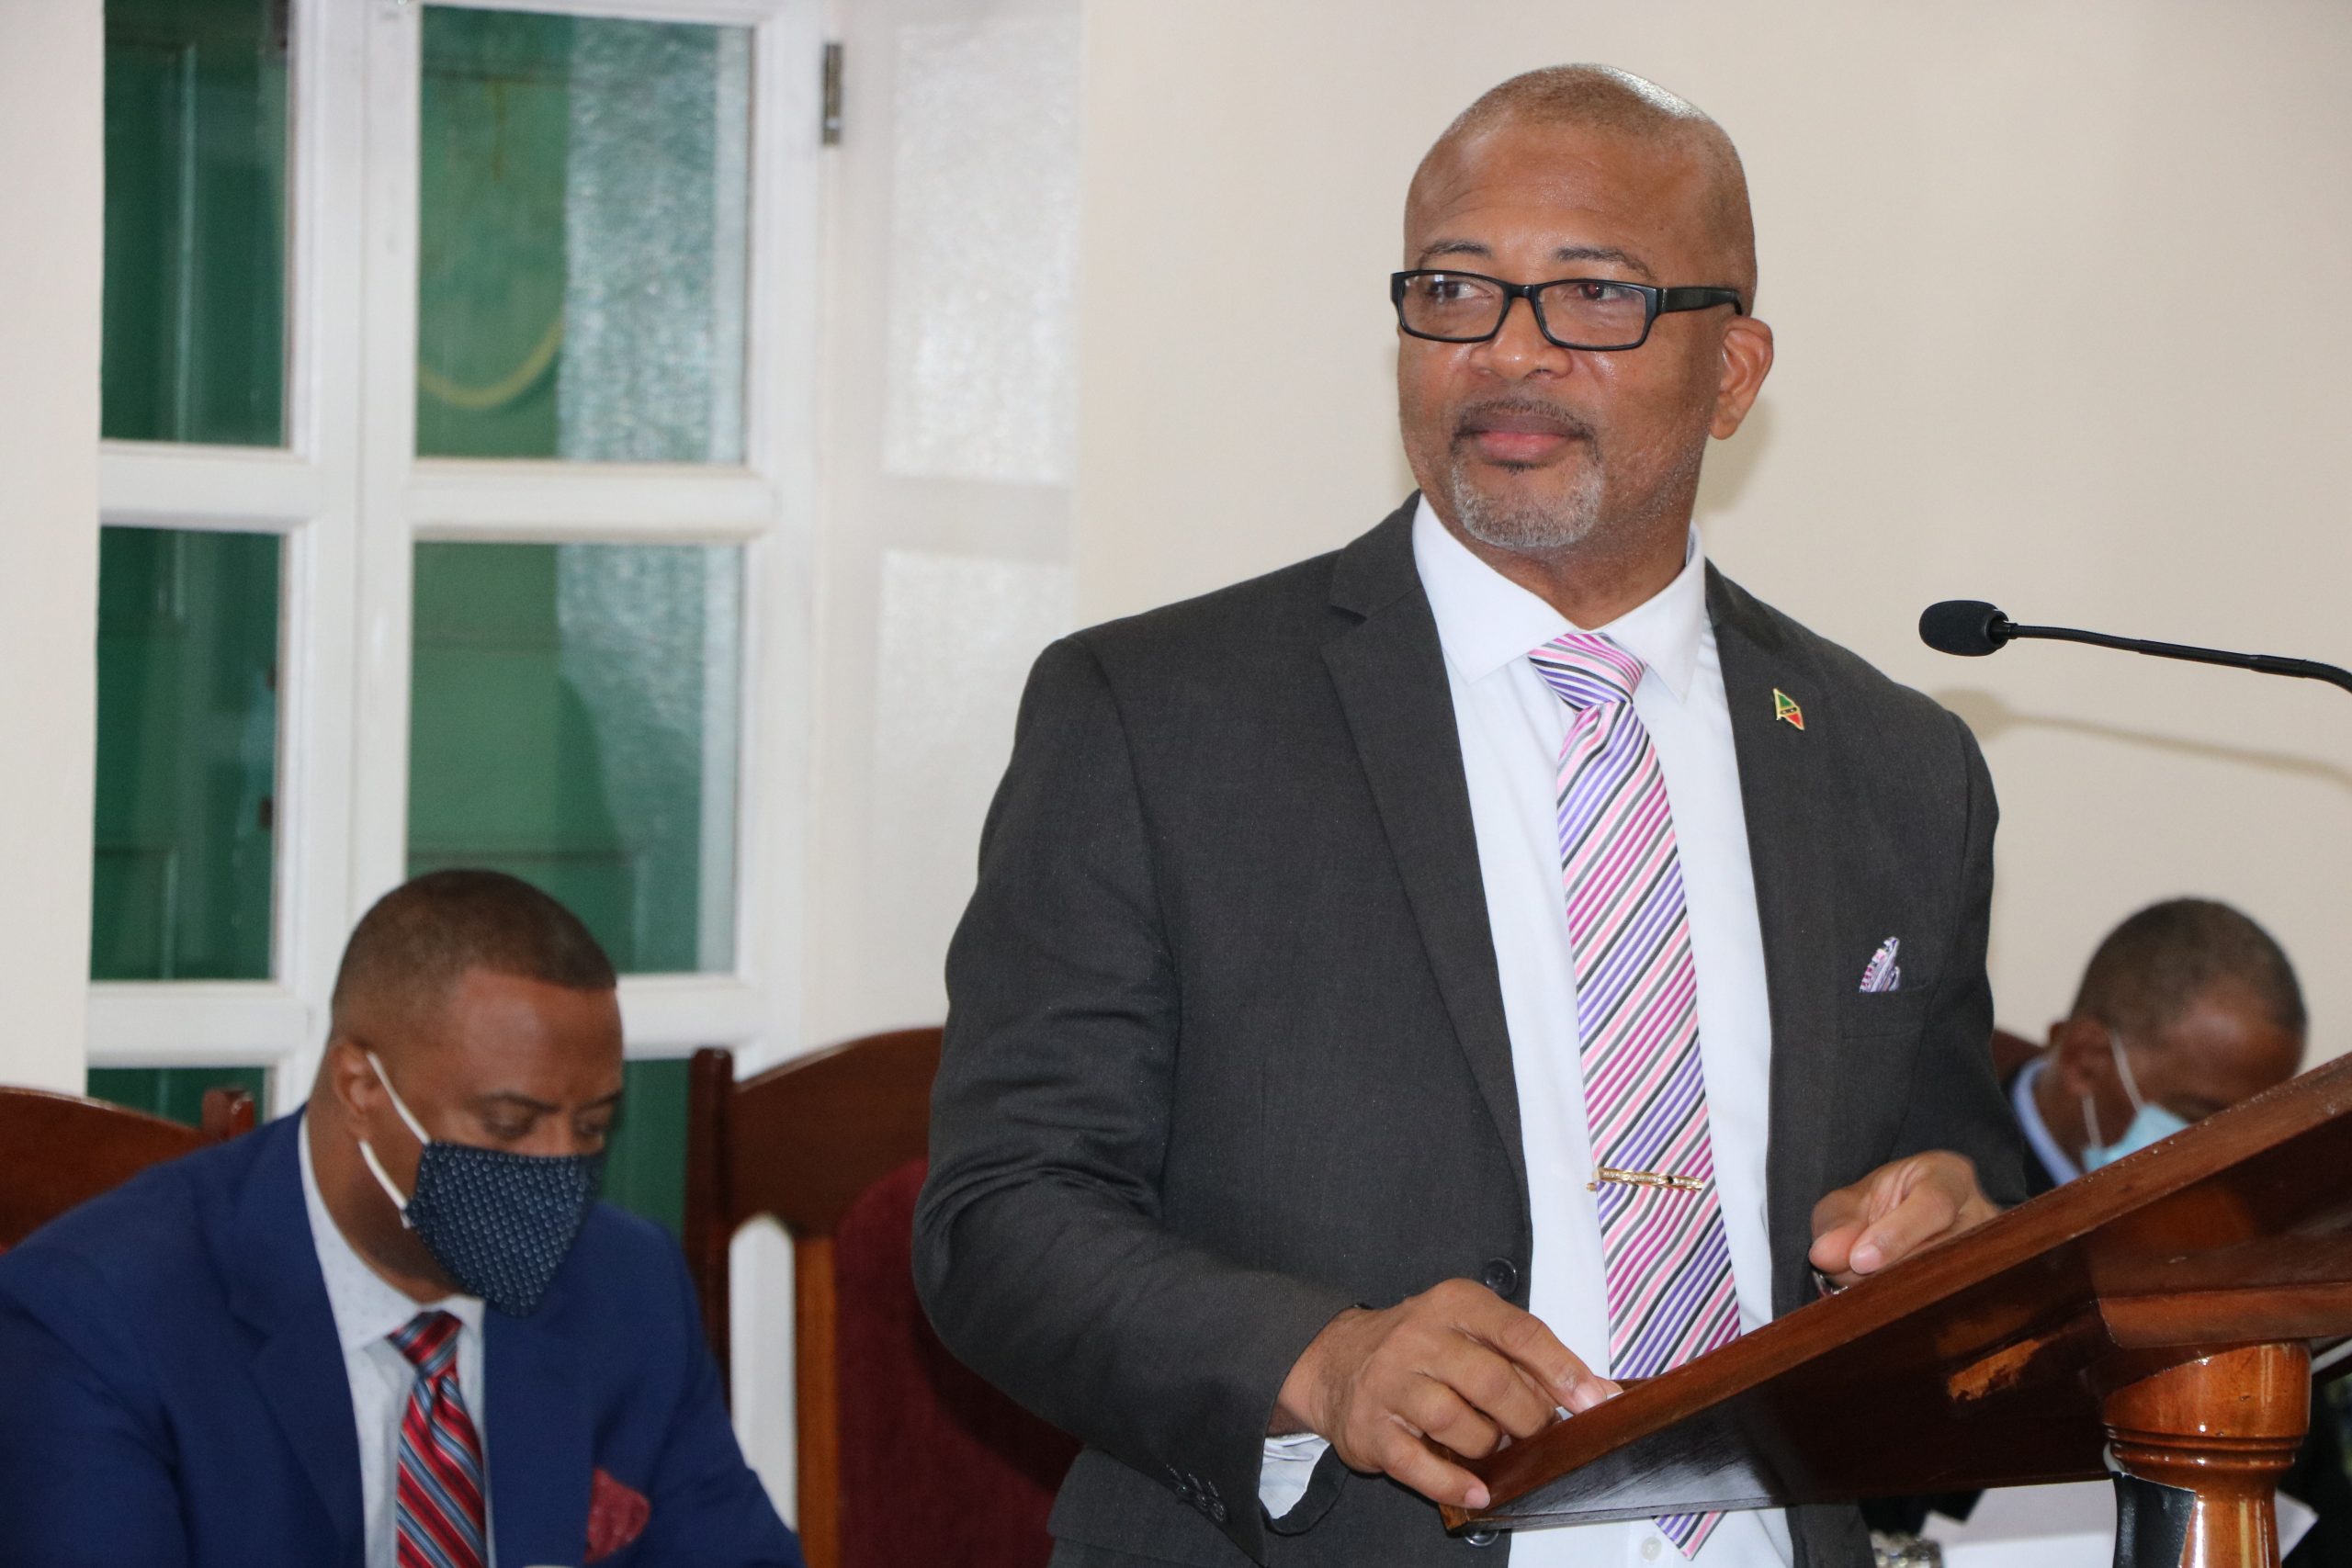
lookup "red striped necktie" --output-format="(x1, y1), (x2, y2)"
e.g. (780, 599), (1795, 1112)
(391, 1309), (489, 1568)
(1531, 632), (1741, 1557)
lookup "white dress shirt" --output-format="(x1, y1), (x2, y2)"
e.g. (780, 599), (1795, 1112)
(1261, 499), (1792, 1567)
(299, 1115), (496, 1568)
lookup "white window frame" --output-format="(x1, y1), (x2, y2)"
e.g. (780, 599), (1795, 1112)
(87, 0), (822, 1112)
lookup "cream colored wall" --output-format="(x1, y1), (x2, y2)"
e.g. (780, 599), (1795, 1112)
(1072, 0), (2352, 1059)
(0, 0), (103, 1095)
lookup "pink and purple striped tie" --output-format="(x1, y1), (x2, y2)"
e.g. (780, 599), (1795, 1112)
(392, 1309), (488, 1568)
(1531, 631), (1741, 1557)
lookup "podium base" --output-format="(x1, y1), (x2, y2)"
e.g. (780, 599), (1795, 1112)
(2102, 1342), (2310, 1568)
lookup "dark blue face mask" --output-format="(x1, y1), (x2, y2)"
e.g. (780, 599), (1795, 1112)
(357, 1051), (604, 1316)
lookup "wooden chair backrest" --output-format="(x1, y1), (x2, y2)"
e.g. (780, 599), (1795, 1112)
(1991, 1026), (2042, 1084)
(0, 1084), (256, 1249)
(684, 1030), (944, 1568)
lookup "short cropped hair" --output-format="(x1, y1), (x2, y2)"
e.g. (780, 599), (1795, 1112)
(330, 869), (616, 1037)
(2071, 897), (2306, 1043)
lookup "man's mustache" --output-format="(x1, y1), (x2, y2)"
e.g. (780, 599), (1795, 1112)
(1451, 397), (1598, 446)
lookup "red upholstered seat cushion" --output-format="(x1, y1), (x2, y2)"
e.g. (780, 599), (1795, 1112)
(835, 1158), (1080, 1568)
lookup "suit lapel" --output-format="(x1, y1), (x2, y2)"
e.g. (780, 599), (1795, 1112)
(1707, 568), (1843, 1315)
(226, 1118), (366, 1565)
(1323, 501), (1530, 1214)
(484, 1296), (594, 1568)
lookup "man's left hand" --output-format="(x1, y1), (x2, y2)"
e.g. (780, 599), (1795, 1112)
(1807, 1151), (1999, 1288)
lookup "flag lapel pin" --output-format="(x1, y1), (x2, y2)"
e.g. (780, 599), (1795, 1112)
(1772, 689), (1805, 730)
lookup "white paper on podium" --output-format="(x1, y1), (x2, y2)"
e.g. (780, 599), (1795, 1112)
(1925, 1480), (2316, 1568)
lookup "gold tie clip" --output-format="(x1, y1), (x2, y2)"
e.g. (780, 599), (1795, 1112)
(1588, 1166), (1710, 1192)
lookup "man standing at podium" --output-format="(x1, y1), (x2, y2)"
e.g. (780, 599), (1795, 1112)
(919, 64), (2030, 1568)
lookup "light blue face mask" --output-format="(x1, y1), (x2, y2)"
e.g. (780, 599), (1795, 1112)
(2081, 1027), (2190, 1170)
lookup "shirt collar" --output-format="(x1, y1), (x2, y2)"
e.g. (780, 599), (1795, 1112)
(2012, 1056), (2083, 1186)
(1409, 493), (1706, 700)
(299, 1110), (485, 1355)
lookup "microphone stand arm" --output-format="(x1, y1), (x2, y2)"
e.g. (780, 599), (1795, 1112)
(2006, 623), (2352, 698)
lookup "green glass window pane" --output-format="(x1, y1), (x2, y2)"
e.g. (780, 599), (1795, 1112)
(407, 542), (740, 974)
(102, 0), (288, 446)
(86, 1065), (271, 1128)
(600, 1057), (691, 1238)
(416, 7), (751, 463)
(92, 528), (281, 981)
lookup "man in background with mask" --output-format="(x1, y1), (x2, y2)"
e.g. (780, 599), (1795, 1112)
(1868, 897), (2343, 1565)
(0, 869), (801, 1568)
(2006, 897), (2302, 1191)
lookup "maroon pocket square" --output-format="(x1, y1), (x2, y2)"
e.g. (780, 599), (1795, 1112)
(585, 1467), (650, 1563)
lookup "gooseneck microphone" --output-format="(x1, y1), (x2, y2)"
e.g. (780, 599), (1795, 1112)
(1918, 600), (2352, 697)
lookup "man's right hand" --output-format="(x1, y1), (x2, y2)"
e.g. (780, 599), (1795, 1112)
(1271, 1278), (1618, 1509)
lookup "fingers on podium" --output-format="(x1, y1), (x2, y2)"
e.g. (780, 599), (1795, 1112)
(1447, 1340), (1557, 1442)
(1401, 1378), (1510, 1461)
(1456, 1281), (1598, 1403)
(1379, 1431), (1491, 1511)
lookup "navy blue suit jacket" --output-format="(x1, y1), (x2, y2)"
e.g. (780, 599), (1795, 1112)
(0, 1114), (803, 1568)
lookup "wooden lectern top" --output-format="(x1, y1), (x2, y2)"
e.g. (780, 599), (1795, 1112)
(1449, 1050), (2352, 1532)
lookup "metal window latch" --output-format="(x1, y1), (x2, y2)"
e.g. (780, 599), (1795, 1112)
(820, 42), (843, 145)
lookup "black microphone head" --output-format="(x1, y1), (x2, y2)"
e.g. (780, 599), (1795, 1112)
(1920, 600), (2013, 658)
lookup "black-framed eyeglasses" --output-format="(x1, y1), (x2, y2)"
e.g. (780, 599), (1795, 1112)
(1390, 270), (1745, 352)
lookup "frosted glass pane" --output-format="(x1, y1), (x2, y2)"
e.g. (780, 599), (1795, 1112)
(416, 7), (750, 463)
(883, 17), (1082, 484)
(91, 527), (281, 981)
(408, 543), (740, 974)
(102, 0), (289, 446)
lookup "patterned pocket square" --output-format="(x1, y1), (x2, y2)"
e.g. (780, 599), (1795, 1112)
(585, 1467), (650, 1564)
(1859, 937), (1902, 993)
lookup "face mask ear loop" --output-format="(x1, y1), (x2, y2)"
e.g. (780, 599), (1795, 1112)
(357, 1139), (414, 1224)
(358, 1050), (432, 1227)
(365, 1049), (434, 1145)
(2106, 1025), (2151, 1113)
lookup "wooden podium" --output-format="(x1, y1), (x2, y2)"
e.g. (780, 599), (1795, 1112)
(1446, 1051), (2352, 1567)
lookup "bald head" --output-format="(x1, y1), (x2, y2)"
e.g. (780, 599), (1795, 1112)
(1394, 63), (1774, 626)
(1408, 65), (1757, 302)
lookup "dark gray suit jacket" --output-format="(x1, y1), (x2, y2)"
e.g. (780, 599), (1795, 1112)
(915, 499), (2030, 1568)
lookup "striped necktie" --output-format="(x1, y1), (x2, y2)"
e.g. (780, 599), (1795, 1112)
(392, 1309), (488, 1568)
(1531, 631), (1740, 1558)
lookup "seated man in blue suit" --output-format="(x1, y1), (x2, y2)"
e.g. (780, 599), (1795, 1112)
(0, 869), (803, 1568)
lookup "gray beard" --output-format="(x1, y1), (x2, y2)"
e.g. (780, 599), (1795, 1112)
(1443, 448), (1608, 553)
